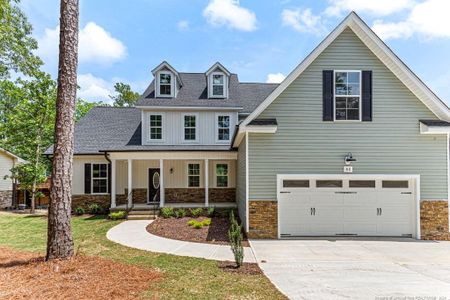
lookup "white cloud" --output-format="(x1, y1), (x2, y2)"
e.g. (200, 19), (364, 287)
(282, 8), (326, 35)
(177, 20), (189, 31)
(203, 0), (257, 31)
(77, 73), (113, 103)
(37, 22), (127, 65)
(372, 0), (450, 40)
(324, 0), (414, 17)
(266, 73), (286, 83)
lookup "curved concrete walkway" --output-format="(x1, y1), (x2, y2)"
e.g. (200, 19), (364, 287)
(106, 220), (256, 263)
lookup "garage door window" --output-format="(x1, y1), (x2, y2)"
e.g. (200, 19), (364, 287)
(316, 180), (342, 188)
(283, 180), (309, 188)
(382, 180), (409, 188)
(349, 180), (376, 188)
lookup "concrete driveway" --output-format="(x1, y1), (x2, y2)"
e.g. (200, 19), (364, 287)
(251, 239), (450, 299)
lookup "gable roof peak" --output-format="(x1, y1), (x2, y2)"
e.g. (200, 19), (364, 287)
(205, 62), (231, 77)
(151, 61), (179, 76)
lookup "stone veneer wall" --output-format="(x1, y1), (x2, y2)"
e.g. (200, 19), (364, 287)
(165, 188), (205, 203)
(248, 200), (278, 239)
(420, 200), (450, 241)
(72, 195), (110, 211)
(209, 188), (236, 203)
(124, 188), (147, 204)
(0, 190), (13, 208)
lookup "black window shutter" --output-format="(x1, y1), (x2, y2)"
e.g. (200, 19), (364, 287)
(84, 163), (91, 194)
(362, 70), (373, 121)
(322, 70), (334, 121)
(107, 163), (111, 194)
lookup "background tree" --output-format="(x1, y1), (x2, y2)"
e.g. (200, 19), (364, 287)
(75, 98), (106, 121)
(46, 0), (79, 260)
(109, 82), (140, 107)
(0, 0), (42, 78)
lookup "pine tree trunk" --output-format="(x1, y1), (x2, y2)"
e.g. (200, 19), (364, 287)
(46, 0), (79, 260)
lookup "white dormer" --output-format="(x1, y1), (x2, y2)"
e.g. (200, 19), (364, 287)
(152, 61), (182, 98)
(206, 62), (231, 99)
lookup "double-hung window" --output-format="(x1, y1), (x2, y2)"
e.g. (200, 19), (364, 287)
(92, 164), (108, 194)
(159, 72), (172, 96)
(334, 71), (361, 121)
(212, 73), (225, 97)
(217, 115), (230, 141)
(149, 114), (163, 140)
(216, 163), (228, 187)
(184, 115), (197, 141)
(187, 163), (200, 187)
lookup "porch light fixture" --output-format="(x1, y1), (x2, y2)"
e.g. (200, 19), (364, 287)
(344, 153), (356, 165)
(170, 168), (174, 174)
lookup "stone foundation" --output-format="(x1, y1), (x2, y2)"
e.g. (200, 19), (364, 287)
(124, 188), (147, 204)
(209, 188), (236, 203)
(165, 188), (205, 203)
(420, 200), (450, 241)
(72, 194), (110, 212)
(248, 200), (278, 239)
(0, 190), (13, 208)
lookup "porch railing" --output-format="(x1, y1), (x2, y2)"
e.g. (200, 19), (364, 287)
(126, 190), (133, 212)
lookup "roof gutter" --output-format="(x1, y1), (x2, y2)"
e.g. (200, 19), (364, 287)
(135, 106), (243, 111)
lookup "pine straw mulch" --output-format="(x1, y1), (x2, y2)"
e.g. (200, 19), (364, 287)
(147, 216), (250, 247)
(0, 247), (160, 300)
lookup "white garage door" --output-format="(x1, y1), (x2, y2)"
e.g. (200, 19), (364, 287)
(278, 175), (417, 238)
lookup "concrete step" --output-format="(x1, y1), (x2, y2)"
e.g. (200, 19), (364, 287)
(127, 214), (157, 220)
(128, 210), (159, 215)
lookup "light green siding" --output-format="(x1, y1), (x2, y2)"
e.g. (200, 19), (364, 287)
(236, 137), (247, 228)
(249, 28), (447, 201)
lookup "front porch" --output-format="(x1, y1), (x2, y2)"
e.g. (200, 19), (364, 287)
(109, 151), (237, 209)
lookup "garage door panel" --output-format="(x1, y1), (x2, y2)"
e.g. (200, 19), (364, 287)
(343, 222), (378, 235)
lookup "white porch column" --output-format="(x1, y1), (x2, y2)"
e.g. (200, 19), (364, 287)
(205, 159), (209, 207)
(111, 159), (116, 208)
(127, 159), (132, 207)
(160, 159), (165, 207)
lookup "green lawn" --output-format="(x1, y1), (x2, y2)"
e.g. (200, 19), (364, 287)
(0, 212), (286, 299)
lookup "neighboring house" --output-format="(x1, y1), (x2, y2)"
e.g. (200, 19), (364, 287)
(0, 148), (24, 208)
(46, 12), (450, 240)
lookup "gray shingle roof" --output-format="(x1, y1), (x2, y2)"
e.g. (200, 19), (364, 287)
(420, 120), (450, 126)
(248, 118), (278, 126)
(45, 107), (234, 155)
(136, 73), (278, 113)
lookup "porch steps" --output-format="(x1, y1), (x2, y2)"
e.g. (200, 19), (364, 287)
(127, 210), (158, 220)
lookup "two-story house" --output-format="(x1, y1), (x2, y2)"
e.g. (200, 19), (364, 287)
(52, 12), (450, 241)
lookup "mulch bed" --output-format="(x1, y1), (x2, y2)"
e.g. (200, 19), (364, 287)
(0, 247), (160, 300)
(147, 216), (250, 247)
(217, 261), (262, 275)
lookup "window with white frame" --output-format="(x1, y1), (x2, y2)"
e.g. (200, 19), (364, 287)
(187, 163), (200, 187)
(159, 72), (172, 96)
(212, 73), (225, 97)
(217, 115), (230, 141)
(334, 71), (361, 121)
(149, 114), (163, 140)
(92, 164), (108, 194)
(216, 163), (228, 187)
(184, 115), (196, 141)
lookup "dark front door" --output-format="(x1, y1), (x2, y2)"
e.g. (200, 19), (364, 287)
(148, 168), (161, 203)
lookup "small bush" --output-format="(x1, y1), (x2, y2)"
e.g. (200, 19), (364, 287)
(201, 218), (211, 226)
(193, 222), (203, 229)
(160, 207), (175, 218)
(174, 208), (187, 218)
(190, 208), (203, 218)
(74, 207), (85, 215)
(187, 219), (197, 226)
(88, 203), (103, 215)
(187, 218), (211, 229)
(109, 211), (127, 220)
(229, 211), (244, 267)
(207, 207), (215, 217)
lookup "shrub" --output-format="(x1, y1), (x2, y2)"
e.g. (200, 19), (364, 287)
(88, 203), (103, 215)
(160, 207), (175, 218)
(190, 208), (203, 218)
(193, 222), (203, 229)
(201, 218), (211, 226)
(187, 219), (197, 226)
(228, 210), (244, 268)
(174, 208), (187, 218)
(74, 206), (85, 215)
(109, 211), (127, 220)
(207, 207), (215, 217)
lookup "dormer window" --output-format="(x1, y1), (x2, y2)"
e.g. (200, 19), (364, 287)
(158, 71), (173, 97)
(212, 73), (225, 97)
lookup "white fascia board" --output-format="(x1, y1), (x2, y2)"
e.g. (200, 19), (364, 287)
(151, 61), (179, 76)
(232, 125), (278, 148)
(242, 12), (450, 126)
(420, 123), (450, 134)
(205, 62), (231, 77)
(135, 106), (243, 111)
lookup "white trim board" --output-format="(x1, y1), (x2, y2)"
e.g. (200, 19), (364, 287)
(242, 12), (450, 127)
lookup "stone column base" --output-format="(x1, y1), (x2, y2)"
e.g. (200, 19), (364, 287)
(420, 200), (450, 241)
(0, 190), (13, 208)
(248, 200), (278, 239)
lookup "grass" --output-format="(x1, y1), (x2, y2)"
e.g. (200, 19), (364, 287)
(0, 212), (286, 299)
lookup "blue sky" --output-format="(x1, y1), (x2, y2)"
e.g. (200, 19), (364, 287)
(20, 0), (450, 105)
